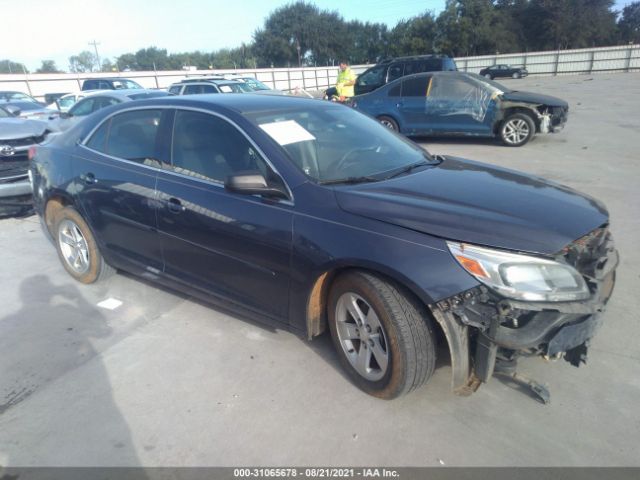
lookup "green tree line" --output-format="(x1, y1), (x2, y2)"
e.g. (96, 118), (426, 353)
(2, 0), (639, 73)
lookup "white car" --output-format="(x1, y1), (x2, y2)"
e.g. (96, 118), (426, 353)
(47, 90), (109, 112)
(48, 89), (171, 132)
(221, 74), (286, 95)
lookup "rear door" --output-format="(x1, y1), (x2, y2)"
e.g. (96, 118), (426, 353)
(74, 108), (167, 272)
(155, 108), (293, 320)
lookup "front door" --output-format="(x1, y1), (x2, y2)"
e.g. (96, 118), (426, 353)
(155, 109), (293, 320)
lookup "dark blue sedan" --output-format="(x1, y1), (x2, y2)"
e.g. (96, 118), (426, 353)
(349, 72), (568, 146)
(30, 94), (616, 400)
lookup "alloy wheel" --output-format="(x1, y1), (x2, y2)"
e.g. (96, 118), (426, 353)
(58, 219), (90, 274)
(503, 118), (530, 145)
(335, 292), (389, 381)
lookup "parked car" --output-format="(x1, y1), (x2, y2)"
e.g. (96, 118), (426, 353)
(480, 64), (528, 79)
(49, 89), (170, 132)
(0, 101), (59, 121)
(0, 91), (43, 104)
(349, 71), (568, 146)
(81, 77), (143, 91)
(30, 95), (617, 400)
(0, 106), (51, 217)
(220, 74), (285, 95)
(354, 55), (457, 96)
(48, 91), (109, 112)
(168, 78), (253, 95)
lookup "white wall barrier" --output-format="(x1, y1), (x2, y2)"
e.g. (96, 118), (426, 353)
(1, 44), (638, 102)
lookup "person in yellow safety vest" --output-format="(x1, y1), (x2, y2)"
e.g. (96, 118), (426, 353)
(335, 61), (356, 101)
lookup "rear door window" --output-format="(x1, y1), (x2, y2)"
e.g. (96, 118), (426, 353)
(103, 109), (163, 164)
(401, 76), (430, 97)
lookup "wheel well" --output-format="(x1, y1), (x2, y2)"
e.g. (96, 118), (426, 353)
(497, 107), (540, 134)
(44, 196), (73, 235)
(305, 267), (447, 351)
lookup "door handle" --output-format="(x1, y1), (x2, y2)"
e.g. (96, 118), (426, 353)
(80, 173), (97, 184)
(396, 102), (403, 108)
(166, 197), (185, 214)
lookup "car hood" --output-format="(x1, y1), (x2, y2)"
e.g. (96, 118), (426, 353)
(0, 118), (48, 140)
(334, 156), (608, 255)
(501, 90), (568, 108)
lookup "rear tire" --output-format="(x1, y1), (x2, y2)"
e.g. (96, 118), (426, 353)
(328, 271), (436, 399)
(377, 115), (399, 132)
(500, 112), (535, 147)
(512, 72), (521, 79)
(54, 206), (115, 284)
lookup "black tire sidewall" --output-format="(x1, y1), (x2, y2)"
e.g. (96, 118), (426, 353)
(328, 273), (408, 398)
(378, 115), (398, 132)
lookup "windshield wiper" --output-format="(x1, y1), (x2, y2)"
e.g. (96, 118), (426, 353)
(319, 176), (380, 185)
(384, 160), (432, 180)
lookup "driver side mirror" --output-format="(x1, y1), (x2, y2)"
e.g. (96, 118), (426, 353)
(225, 171), (288, 200)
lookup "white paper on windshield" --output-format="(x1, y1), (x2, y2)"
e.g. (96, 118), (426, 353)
(220, 85), (233, 93)
(259, 120), (316, 146)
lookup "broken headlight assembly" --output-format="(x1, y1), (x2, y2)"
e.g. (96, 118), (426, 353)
(447, 242), (590, 302)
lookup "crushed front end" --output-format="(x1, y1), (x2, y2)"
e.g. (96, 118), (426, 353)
(431, 226), (618, 401)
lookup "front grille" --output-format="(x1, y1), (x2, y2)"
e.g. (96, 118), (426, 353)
(0, 158), (29, 181)
(0, 135), (44, 148)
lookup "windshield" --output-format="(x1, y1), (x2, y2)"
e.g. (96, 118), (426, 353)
(0, 91), (38, 103)
(0, 107), (9, 118)
(242, 78), (271, 91)
(248, 104), (436, 183)
(112, 80), (143, 90)
(219, 83), (252, 93)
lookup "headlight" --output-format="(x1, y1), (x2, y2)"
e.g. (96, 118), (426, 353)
(447, 242), (589, 302)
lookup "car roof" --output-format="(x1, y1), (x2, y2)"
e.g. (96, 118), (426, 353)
(111, 93), (330, 115)
(377, 54), (449, 64)
(82, 89), (165, 100)
(83, 77), (139, 82)
(176, 78), (242, 85)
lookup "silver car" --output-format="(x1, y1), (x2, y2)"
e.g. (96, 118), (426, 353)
(0, 105), (51, 216)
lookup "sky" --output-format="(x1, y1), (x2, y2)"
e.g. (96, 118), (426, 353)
(2, 0), (636, 71)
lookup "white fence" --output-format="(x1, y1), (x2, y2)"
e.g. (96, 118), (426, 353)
(1, 44), (638, 102)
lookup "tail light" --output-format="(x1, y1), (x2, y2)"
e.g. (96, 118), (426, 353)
(28, 146), (37, 160)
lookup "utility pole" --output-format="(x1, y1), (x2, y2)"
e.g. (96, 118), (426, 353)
(89, 40), (101, 72)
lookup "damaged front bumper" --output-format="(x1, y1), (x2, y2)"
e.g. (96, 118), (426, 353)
(429, 228), (618, 397)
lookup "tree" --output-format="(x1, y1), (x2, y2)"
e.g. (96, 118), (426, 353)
(388, 12), (437, 57)
(69, 51), (97, 73)
(36, 60), (63, 73)
(0, 60), (28, 74)
(618, 1), (640, 43)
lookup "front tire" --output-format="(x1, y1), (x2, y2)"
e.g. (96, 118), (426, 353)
(54, 206), (115, 284)
(500, 112), (535, 147)
(377, 115), (399, 132)
(484, 73), (492, 79)
(328, 271), (436, 399)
